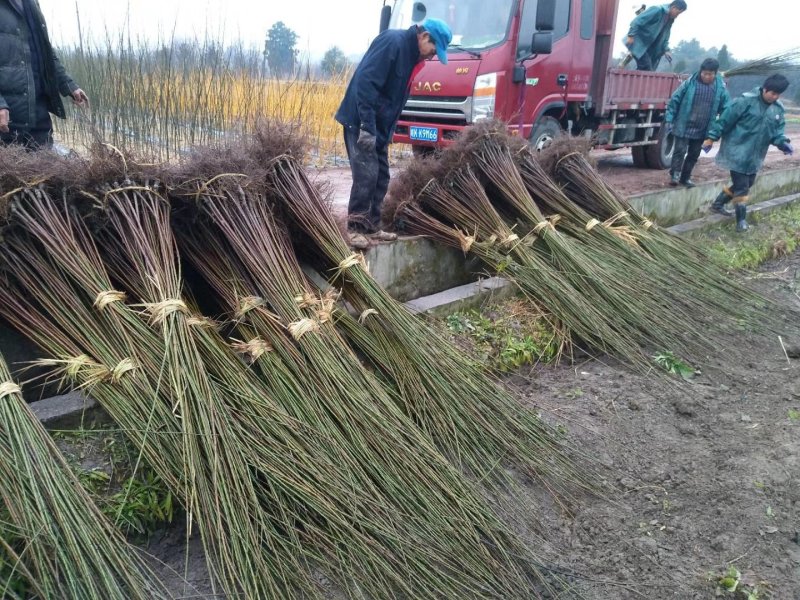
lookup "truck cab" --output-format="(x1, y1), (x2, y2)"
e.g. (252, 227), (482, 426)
(387, 0), (683, 169)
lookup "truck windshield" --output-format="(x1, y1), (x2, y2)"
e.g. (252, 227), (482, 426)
(388, 0), (516, 51)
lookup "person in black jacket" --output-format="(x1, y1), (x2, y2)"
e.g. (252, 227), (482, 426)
(335, 19), (452, 249)
(0, 0), (88, 149)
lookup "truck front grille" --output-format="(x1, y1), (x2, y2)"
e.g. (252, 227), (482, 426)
(401, 96), (472, 124)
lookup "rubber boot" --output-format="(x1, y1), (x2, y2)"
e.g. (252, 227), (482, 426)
(735, 203), (748, 232)
(710, 187), (733, 216)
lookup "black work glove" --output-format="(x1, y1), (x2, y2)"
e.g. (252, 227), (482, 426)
(357, 129), (377, 152)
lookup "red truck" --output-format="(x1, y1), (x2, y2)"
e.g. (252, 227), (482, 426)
(380, 0), (684, 168)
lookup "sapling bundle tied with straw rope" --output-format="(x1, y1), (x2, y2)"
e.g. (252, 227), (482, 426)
(549, 146), (798, 337)
(387, 120), (798, 371)
(722, 47), (800, 78)
(255, 143), (592, 503)
(0, 142), (580, 598)
(165, 157), (557, 598)
(0, 351), (175, 600)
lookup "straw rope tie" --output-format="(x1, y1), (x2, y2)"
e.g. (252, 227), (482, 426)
(0, 381), (22, 400)
(501, 233), (520, 247)
(316, 289), (340, 324)
(642, 219), (655, 230)
(94, 290), (127, 311)
(359, 309), (379, 324)
(187, 315), (215, 329)
(236, 296), (266, 319)
(289, 318), (320, 340)
(603, 211), (630, 227)
(232, 338), (273, 362)
(337, 253), (368, 274)
(108, 358), (137, 384)
(294, 292), (318, 310)
(585, 219), (601, 232)
(143, 299), (189, 324)
(460, 234), (475, 253)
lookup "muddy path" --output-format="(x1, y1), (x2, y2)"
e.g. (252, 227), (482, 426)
(513, 252), (800, 598)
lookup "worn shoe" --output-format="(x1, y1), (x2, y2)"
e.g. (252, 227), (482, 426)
(370, 230), (398, 242)
(680, 178), (696, 188)
(709, 191), (733, 216)
(669, 172), (680, 186)
(735, 204), (748, 232)
(349, 232), (370, 249)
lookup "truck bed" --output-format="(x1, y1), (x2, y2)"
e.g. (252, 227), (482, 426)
(601, 68), (685, 113)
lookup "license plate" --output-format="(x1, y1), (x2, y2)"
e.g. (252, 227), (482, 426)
(409, 126), (439, 142)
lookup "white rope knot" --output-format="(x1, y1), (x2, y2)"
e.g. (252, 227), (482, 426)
(533, 221), (552, 235)
(187, 315), (215, 329)
(336, 253), (368, 275)
(109, 358), (137, 384)
(642, 219), (655, 230)
(142, 299), (189, 324)
(289, 318), (320, 340)
(501, 233), (520, 247)
(603, 211), (630, 227)
(459, 234), (475, 253)
(585, 219), (601, 232)
(0, 381), (22, 400)
(94, 290), (127, 311)
(231, 337), (273, 362)
(294, 292), (318, 309)
(236, 296), (266, 320)
(359, 309), (379, 324)
(548, 214), (562, 228)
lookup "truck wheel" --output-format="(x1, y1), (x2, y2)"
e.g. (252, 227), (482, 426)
(529, 117), (563, 152)
(631, 146), (648, 168)
(644, 124), (674, 169)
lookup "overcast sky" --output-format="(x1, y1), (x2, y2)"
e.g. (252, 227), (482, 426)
(42, 0), (791, 63)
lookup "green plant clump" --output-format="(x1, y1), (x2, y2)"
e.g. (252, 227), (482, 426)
(445, 301), (561, 371)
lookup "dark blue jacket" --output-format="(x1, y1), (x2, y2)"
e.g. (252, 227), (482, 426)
(335, 26), (421, 148)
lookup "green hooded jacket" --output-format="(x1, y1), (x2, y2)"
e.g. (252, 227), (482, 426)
(665, 72), (731, 138)
(624, 4), (675, 66)
(707, 86), (790, 175)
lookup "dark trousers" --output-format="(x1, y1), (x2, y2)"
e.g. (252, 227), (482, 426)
(670, 136), (704, 181)
(730, 171), (757, 202)
(634, 52), (658, 71)
(343, 126), (390, 233)
(0, 95), (53, 150)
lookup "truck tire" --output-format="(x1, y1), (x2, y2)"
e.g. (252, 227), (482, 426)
(631, 146), (648, 168)
(644, 123), (674, 169)
(529, 116), (563, 152)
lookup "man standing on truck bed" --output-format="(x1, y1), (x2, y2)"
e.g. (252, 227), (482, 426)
(665, 58), (730, 187)
(335, 18), (452, 250)
(704, 74), (793, 232)
(624, 1), (687, 72)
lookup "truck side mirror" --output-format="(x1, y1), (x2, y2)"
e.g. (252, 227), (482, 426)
(531, 32), (553, 55)
(411, 2), (427, 22)
(379, 5), (392, 32)
(536, 0), (556, 31)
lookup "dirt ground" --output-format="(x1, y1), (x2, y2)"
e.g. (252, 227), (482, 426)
(510, 251), (800, 599)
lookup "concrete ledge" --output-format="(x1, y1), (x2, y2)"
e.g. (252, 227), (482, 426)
(630, 167), (800, 226)
(364, 236), (482, 302)
(667, 191), (800, 236)
(405, 277), (514, 316)
(29, 391), (111, 430)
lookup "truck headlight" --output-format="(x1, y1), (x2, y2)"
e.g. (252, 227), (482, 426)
(471, 72), (498, 122)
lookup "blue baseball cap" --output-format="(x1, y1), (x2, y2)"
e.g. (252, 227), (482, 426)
(422, 18), (452, 65)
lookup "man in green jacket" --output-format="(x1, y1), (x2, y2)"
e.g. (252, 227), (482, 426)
(0, 0), (88, 149)
(704, 74), (793, 232)
(624, 1), (687, 71)
(665, 58), (730, 187)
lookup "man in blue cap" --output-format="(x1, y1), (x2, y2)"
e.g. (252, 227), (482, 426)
(336, 18), (452, 248)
